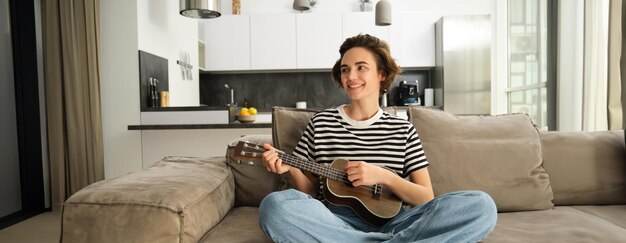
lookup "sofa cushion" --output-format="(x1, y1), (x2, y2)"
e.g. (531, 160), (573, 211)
(200, 207), (272, 243)
(572, 205), (626, 228)
(485, 206), (626, 242)
(272, 107), (320, 154)
(271, 106), (397, 153)
(408, 106), (554, 212)
(226, 135), (291, 207)
(540, 130), (626, 205)
(61, 156), (234, 243)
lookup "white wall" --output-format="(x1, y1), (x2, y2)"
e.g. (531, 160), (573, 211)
(101, 0), (143, 179)
(137, 0), (199, 107)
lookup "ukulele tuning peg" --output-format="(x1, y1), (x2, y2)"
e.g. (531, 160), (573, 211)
(240, 151), (245, 156)
(252, 152), (257, 157)
(243, 143), (248, 148)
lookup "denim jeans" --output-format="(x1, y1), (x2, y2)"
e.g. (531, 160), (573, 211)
(259, 189), (497, 243)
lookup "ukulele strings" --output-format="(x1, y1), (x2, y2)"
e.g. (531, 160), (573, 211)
(278, 151), (378, 192)
(243, 143), (380, 192)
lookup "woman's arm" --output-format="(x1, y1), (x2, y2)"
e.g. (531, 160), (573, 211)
(261, 143), (318, 197)
(386, 168), (434, 206)
(345, 162), (434, 206)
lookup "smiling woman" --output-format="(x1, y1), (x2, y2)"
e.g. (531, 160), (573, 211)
(257, 34), (498, 242)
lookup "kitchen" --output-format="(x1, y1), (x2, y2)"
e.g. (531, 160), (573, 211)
(101, 0), (505, 178)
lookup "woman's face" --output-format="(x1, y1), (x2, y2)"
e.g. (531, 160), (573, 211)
(339, 47), (386, 103)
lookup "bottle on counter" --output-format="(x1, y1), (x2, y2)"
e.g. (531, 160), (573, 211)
(160, 91), (169, 107)
(150, 78), (159, 108)
(148, 78), (155, 108)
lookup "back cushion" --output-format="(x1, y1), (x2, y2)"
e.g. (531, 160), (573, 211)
(408, 106), (554, 212)
(272, 106), (398, 153)
(540, 130), (626, 205)
(225, 134), (290, 207)
(272, 107), (319, 153)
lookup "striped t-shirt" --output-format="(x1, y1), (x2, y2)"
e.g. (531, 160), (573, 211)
(292, 105), (429, 198)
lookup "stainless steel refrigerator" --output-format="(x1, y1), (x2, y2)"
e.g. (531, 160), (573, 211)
(433, 15), (492, 115)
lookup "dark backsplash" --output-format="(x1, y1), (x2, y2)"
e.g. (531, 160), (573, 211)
(200, 70), (431, 110)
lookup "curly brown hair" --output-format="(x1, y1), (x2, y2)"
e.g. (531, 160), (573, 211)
(331, 34), (401, 95)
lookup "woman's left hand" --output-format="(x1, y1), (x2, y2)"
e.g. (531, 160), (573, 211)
(344, 161), (394, 187)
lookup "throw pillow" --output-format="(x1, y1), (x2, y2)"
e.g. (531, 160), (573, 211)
(225, 134), (290, 207)
(408, 106), (554, 212)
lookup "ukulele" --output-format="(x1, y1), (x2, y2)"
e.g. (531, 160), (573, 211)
(232, 141), (402, 225)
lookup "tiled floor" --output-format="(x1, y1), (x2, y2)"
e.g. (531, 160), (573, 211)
(0, 210), (61, 243)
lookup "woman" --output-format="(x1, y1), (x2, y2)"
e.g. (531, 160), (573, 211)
(259, 34), (497, 242)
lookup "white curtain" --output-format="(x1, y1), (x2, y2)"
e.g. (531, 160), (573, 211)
(582, 0), (610, 131)
(608, 0), (624, 130)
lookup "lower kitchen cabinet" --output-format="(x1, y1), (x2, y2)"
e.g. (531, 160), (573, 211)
(140, 128), (271, 167)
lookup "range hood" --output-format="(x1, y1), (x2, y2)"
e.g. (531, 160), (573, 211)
(179, 0), (221, 19)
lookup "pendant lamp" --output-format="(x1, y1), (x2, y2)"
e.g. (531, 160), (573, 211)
(375, 0), (391, 26)
(180, 0), (221, 19)
(293, 0), (311, 11)
(293, 0), (318, 11)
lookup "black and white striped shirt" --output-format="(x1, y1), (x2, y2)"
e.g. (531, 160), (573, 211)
(292, 105), (429, 197)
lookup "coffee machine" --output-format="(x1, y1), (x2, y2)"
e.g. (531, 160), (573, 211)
(398, 80), (420, 105)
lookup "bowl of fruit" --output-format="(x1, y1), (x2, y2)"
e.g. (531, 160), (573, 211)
(237, 107), (257, 123)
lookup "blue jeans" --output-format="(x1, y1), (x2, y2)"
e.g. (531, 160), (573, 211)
(259, 189), (497, 243)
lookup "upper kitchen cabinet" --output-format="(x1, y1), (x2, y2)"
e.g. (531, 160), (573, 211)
(342, 12), (390, 43)
(389, 12), (436, 67)
(296, 13), (342, 69)
(200, 15), (251, 71)
(250, 14), (297, 70)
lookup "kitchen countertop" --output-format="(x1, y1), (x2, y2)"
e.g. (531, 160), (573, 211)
(141, 106), (274, 112)
(128, 122), (271, 130)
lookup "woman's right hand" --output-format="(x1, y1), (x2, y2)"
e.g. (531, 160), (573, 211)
(262, 143), (291, 174)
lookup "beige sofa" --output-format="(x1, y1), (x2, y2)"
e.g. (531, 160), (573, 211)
(61, 106), (626, 242)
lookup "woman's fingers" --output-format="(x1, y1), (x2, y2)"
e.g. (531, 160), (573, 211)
(261, 148), (282, 173)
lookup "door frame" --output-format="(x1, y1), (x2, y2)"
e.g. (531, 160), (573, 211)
(0, 0), (46, 229)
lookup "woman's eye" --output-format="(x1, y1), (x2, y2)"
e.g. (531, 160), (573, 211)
(340, 68), (349, 73)
(357, 66), (367, 70)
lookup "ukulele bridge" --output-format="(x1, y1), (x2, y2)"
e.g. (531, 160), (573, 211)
(373, 184), (382, 198)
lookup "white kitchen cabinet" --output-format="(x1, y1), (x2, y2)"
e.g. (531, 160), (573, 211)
(389, 12), (437, 67)
(342, 12), (390, 43)
(250, 14), (297, 70)
(296, 13), (343, 69)
(201, 15), (251, 71)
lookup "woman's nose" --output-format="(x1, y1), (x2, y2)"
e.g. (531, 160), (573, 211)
(347, 69), (358, 80)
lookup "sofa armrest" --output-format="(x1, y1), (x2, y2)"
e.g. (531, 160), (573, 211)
(62, 156), (235, 243)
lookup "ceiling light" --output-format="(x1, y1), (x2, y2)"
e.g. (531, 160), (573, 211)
(180, 0), (221, 19)
(375, 0), (391, 26)
(293, 0), (318, 11)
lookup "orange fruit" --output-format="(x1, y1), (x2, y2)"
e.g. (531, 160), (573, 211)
(239, 110), (251, 116)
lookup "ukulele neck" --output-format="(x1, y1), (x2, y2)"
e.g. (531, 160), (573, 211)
(277, 152), (343, 180)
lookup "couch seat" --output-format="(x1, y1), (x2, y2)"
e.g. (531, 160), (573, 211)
(201, 207), (271, 243)
(201, 205), (626, 242)
(485, 206), (626, 242)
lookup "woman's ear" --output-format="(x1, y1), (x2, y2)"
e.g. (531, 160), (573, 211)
(378, 71), (387, 83)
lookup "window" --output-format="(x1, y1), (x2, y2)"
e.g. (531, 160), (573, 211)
(507, 0), (555, 130)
